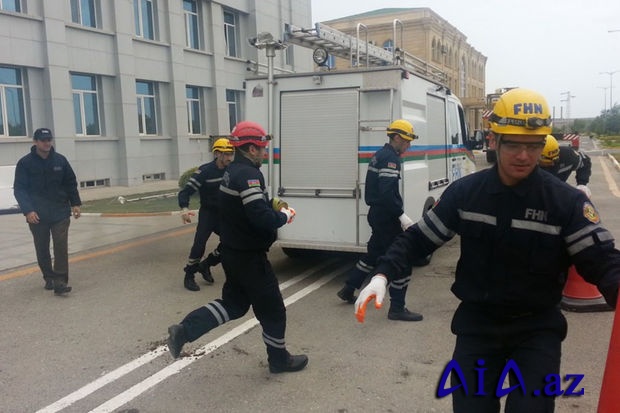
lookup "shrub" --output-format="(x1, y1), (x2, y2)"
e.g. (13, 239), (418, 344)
(178, 166), (199, 188)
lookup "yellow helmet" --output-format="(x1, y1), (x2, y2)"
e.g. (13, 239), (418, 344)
(212, 137), (234, 153)
(488, 88), (552, 136)
(387, 119), (418, 141)
(540, 135), (560, 166)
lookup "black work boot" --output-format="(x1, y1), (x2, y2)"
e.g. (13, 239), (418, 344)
(53, 280), (72, 296)
(167, 324), (187, 359)
(387, 307), (423, 322)
(183, 264), (200, 291)
(44, 278), (54, 290)
(197, 260), (214, 284)
(269, 353), (309, 373)
(336, 285), (356, 304)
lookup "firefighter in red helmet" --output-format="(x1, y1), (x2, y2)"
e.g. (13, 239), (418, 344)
(167, 121), (307, 373)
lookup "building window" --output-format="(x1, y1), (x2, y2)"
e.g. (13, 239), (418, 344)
(183, 0), (200, 49)
(134, 0), (155, 40)
(223, 9), (239, 57)
(0, 0), (21, 12)
(382, 39), (394, 53)
(72, 73), (101, 136)
(186, 86), (202, 134)
(226, 89), (241, 131)
(0, 66), (27, 137)
(70, 0), (97, 28)
(285, 45), (294, 66)
(136, 80), (157, 135)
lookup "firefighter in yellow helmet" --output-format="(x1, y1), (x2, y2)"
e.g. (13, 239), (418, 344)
(177, 137), (234, 291)
(337, 119), (424, 321)
(353, 89), (620, 412)
(539, 135), (592, 197)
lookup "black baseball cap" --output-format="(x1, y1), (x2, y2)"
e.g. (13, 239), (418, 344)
(33, 128), (54, 140)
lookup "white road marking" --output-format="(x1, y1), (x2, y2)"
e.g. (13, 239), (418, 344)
(599, 157), (620, 198)
(88, 263), (349, 413)
(36, 259), (344, 413)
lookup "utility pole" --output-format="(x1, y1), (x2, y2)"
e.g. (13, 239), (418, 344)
(600, 70), (619, 110)
(598, 86), (609, 112)
(560, 91), (576, 120)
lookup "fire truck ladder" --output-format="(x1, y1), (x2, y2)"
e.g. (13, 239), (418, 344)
(284, 20), (447, 84)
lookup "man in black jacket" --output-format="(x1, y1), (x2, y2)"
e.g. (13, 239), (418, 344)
(167, 121), (308, 373)
(14, 128), (81, 295)
(178, 138), (234, 291)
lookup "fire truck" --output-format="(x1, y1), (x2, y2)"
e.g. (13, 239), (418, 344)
(245, 22), (477, 256)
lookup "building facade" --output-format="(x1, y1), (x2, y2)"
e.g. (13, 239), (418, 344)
(0, 0), (312, 187)
(322, 8), (487, 133)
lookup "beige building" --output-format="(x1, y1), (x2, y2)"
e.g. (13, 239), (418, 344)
(322, 8), (487, 132)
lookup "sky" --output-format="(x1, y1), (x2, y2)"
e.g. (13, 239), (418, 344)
(311, 0), (620, 119)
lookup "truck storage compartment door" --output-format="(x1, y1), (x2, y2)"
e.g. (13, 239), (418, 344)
(426, 94), (449, 189)
(277, 88), (361, 248)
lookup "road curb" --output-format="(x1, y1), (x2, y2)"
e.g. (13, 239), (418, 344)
(608, 153), (620, 171)
(81, 209), (194, 218)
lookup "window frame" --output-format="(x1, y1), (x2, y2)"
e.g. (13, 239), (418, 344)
(0, 0), (21, 12)
(0, 65), (27, 137)
(186, 85), (202, 135)
(226, 89), (241, 131)
(136, 80), (158, 136)
(223, 9), (239, 57)
(183, 0), (200, 50)
(70, 0), (97, 28)
(71, 73), (101, 136)
(134, 0), (155, 40)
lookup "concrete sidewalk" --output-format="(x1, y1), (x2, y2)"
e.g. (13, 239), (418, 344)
(0, 180), (186, 272)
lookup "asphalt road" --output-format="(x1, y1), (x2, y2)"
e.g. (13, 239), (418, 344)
(0, 139), (618, 413)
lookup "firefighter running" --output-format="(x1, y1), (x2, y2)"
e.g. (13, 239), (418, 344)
(178, 138), (234, 291)
(354, 88), (620, 412)
(167, 121), (308, 373)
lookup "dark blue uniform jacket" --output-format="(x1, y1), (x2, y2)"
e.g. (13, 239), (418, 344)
(178, 160), (224, 211)
(375, 164), (620, 311)
(364, 143), (404, 219)
(219, 155), (287, 251)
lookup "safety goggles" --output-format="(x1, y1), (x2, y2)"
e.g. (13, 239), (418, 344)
(500, 139), (545, 155)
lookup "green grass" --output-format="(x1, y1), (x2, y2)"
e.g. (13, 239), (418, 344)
(597, 135), (620, 148)
(81, 190), (188, 214)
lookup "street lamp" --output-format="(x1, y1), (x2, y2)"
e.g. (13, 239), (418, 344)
(248, 32), (287, 198)
(598, 86), (609, 112)
(600, 70), (620, 110)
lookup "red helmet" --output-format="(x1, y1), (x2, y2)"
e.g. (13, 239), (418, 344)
(229, 121), (271, 147)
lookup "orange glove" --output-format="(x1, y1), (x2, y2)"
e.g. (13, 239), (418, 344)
(354, 275), (387, 323)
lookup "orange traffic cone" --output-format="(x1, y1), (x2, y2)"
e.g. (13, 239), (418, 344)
(597, 296), (620, 412)
(561, 265), (612, 312)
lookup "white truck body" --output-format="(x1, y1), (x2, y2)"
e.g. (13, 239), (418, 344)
(245, 65), (475, 254)
(243, 22), (476, 254)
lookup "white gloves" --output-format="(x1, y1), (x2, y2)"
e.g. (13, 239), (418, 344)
(181, 207), (195, 224)
(354, 275), (388, 323)
(576, 185), (591, 199)
(398, 213), (414, 231)
(280, 207), (296, 224)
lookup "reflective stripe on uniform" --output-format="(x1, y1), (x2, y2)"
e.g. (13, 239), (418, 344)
(263, 332), (286, 349)
(205, 301), (229, 325)
(511, 219), (561, 235)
